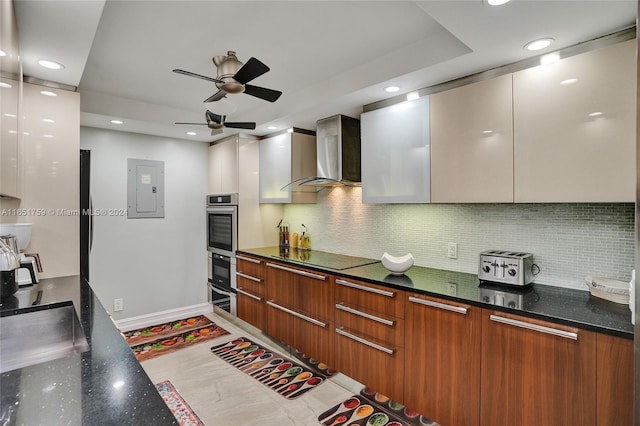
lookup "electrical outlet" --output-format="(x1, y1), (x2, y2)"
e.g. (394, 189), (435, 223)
(114, 298), (124, 312)
(447, 242), (458, 259)
(447, 282), (458, 296)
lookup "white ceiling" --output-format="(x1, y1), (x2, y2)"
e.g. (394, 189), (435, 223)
(12, 0), (637, 143)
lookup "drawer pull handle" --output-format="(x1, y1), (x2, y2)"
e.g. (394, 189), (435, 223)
(336, 279), (395, 297)
(408, 296), (468, 315)
(236, 255), (262, 264)
(489, 314), (578, 340)
(266, 301), (327, 328)
(335, 303), (395, 326)
(266, 263), (327, 281)
(335, 327), (395, 355)
(236, 272), (262, 283)
(237, 288), (262, 301)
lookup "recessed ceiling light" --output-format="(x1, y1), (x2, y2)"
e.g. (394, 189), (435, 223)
(588, 111), (603, 117)
(560, 78), (578, 85)
(186, 131), (197, 136)
(110, 119), (124, 125)
(487, 0), (511, 5)
(524, 38), (554, 51)
(406, 92), (420, 101)
(40, 90), (57, 97)
(267, 126), (277, 130)
(42, 118), (55, 123)
(385, 86), (400, 93)
(0, 49), (6, 57)
(38, 59), (65, 70)
(0, 82), (12, 89)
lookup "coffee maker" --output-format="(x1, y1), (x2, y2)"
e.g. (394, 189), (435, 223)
(0, 223), (40, 285)
(0, 239), (20, 299)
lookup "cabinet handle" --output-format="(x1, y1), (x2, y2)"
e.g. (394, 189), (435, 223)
(408, 296), (468, 315)
(236, 272), (262, 283)
(335, 303), (395, 326)
(266, 301), (327, 328)
(336, 279), (395, 297)
(237, 288), (262, 301)
(335, 327), (395, 355)
(266, 263), (327, 281)
(489, 314), (578, 340)
(237, 255), (262, 264)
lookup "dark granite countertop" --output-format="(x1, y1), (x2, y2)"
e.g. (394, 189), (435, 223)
(0, 276), (178, 425)
(239, 247), (634, 339)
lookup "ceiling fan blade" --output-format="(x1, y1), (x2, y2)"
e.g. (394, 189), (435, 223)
(243, 84), (282, 103)
(233, 57), (270, 84)
(173, 69), (222, 84)
(204, 90), (227, 103)
(206, 110), (224, 124)
(175, 122), (208, 125)
(224, 121), (257, 130)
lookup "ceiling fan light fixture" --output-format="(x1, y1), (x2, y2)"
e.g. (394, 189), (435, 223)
(524, 38), (554, 51)
(38, 59), (65, 70)
(486, 0), (511, 5)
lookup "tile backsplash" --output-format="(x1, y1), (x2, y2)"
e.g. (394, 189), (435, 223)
(282, 187), (635, 291)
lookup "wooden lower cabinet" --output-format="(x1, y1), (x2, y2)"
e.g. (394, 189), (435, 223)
(405, 294), (481, 426)
(480, 310), (597, 426)
(236, 289), (266, 331)
(596, 334), (633, 425)
(266, 300), (334, 366)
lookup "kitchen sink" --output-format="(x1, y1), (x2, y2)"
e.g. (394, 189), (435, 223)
(0, 302), (89, 373)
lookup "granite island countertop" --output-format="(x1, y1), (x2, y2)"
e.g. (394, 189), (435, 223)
(0, 276), (178, 425)
(239, 247), (634, 339)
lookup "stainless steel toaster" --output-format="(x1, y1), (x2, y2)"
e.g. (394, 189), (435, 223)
(478, 250), (535, 286)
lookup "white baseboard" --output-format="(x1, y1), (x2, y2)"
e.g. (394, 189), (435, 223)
(116, 303), (213, 332)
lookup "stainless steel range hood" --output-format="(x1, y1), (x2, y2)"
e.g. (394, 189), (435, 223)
(282, 115), (361, 190)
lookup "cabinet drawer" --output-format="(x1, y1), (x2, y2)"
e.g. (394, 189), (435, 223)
(237, 289), (266, 331)
(335, 277), (404, 319)
(266, 301), (333, 366)
(236, 272), (265, 296)
(334, 327), (404, 402)
(335, 303), (404, 347)
(267, 262), (333, 321)
(236, 254), (265, 278)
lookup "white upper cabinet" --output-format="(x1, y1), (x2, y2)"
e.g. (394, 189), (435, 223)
(259, 130), (317, 204)
(430, 74), (514, 203)
(208, 135), (239, 194)
(513, 39), (636, 202)
(361, 96), (431, 204)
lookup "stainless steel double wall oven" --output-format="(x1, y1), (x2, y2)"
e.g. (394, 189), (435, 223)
(206, 194), (238, 315)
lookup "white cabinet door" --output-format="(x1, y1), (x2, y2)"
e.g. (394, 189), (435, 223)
(208, 136), (238, 194)
(0, 76), (21, 198)
(431, 74), (514, 203)
(259, 131), (317, 204)
(513, 39), (636, 202)
(361, 96), (430, 203)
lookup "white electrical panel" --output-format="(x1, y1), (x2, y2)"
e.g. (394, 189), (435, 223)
(127, 159), (165, 219)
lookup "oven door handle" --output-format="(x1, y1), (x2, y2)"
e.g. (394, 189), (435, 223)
(208, 281), (236, 296)
(207, 206), (237, 213)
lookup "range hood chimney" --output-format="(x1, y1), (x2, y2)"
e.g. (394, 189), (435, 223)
(296, 114), (361, 188)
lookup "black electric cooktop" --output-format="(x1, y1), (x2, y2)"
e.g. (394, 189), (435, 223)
(271, 248), (379, 271)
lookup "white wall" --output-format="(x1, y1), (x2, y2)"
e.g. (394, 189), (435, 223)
(80, 127), (208, 319)
(284, 187), (635, 291)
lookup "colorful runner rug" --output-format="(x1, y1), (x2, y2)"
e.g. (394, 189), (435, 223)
(211, 337), (325, 399)
(125, 315), (229, 361)
(318, 388), (440, 426)
(155, 380), (205, 426)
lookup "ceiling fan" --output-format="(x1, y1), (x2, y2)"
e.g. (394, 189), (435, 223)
(175, 110), (256, 136)
(173, 51), (282, 103)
